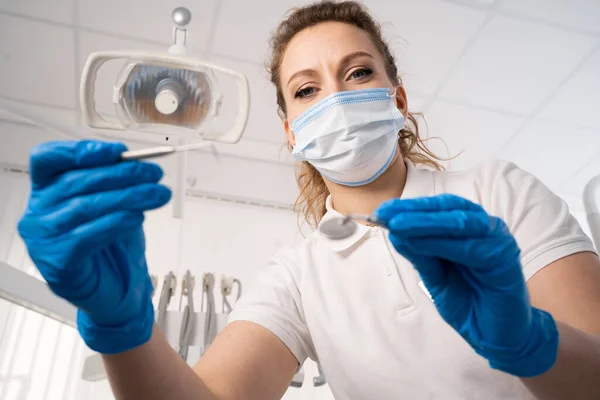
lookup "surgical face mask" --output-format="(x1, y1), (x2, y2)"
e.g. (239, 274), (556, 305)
(291, 87), (404, 186)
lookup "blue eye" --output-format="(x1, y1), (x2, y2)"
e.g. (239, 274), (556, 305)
(350, 68), (372, 79)
(295, 87), (316, 98)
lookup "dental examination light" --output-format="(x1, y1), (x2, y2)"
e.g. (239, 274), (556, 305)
(80, 6), (251, 218)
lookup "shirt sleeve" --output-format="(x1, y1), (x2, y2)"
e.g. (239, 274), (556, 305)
(228, 245), (314, 365)
(482, 160), (597, 281)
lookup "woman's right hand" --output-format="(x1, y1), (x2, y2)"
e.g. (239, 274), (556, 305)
(17, 140), (171, 354)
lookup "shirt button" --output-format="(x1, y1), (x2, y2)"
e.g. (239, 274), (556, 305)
(384, 266), (392, 276)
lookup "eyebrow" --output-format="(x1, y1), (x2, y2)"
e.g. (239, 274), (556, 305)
(339, 51), (374, 68)
(286, 51), (375, 87)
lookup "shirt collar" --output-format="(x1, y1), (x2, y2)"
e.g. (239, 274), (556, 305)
(316, 161), (436, 252)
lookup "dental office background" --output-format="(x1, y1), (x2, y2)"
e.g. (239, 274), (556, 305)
(1, 0), (599, 399)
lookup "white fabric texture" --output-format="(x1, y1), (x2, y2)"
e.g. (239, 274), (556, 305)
(228, 159), (597, 400)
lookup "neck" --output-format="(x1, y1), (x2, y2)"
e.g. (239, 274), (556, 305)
(327, 150), (408, 217)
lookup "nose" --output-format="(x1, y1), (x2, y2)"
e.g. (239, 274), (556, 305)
(323, 78), (345, 97)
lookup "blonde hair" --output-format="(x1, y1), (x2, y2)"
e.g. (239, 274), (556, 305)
(268, 0), (444, 228)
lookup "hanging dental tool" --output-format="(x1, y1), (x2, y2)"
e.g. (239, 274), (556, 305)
(200, 272), (217, 355)
(79, 7), (250, 219)
(584, 175), (600, 250)
(313, 364), (327, 387)
(290, 366), (305, 388)
(150, 274), (158, 298)
(156, 272), (177, 333)
(177, 270), (195, 361)
(221, 275), (242, 314)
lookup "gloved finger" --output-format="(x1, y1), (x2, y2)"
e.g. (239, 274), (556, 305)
(29, 141), (127, 189)
(70, 211), (144, 263)
(389, 234), (448, 290)
(32, 161), (164, 210)
(400, 236), (521, 275)
(375, 194), (483, 223)
(387, 210), (491, 238)
(23, 183), (171, 238)
(33, 211), (145, 276)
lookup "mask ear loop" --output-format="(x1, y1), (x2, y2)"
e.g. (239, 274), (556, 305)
(389, 86), (405, 141)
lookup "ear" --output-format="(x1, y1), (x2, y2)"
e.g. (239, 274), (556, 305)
(395, 85), (409, 117)
(284, 119), (296, 148)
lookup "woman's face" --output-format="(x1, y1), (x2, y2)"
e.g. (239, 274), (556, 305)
(280, 21), (408, 146)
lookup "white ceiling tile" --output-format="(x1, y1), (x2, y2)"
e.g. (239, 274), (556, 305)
(211, 0), (315, 64)
(78, 0), (217, 51)
(407, 94), (430, 112)
(439, 15), (597, 115)
(78, 32), (167, 116)
(0, 15), (75, 108)
(184, 151), (298, 205)
(208, 55), (287, 145)
(213, 0), (485, 97)
(365, 0), (488, 96)
(539, 47), (600, 131)
(460, 0), (497, 4)
(0, 103), (79, 131)
(496, 119), (600, 190)
(0, 0), (74, 24)
(423, 100), (524, 171)
(559, 154), (600, 196)
(499, 0), (600, 34)
(0, 121), (65, 166)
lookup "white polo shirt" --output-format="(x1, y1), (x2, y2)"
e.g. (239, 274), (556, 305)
(229, 160), (596, 400)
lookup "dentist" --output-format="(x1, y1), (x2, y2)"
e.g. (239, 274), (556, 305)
(17, 1), (600, 399)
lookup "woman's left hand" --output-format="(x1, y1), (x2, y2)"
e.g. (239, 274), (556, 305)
(375, 194), (559, 377)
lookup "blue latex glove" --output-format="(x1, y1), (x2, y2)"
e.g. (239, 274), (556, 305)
(375, 194), (559, 377)
(17, 141), (171, 354)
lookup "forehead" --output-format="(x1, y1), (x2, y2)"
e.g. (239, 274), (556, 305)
(280, 21), (382, 80)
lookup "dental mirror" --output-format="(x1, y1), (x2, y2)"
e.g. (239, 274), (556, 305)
(319, 214), (386, 240)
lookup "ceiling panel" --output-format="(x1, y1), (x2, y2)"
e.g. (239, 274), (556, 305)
(559, 155), (600, 197)
(78, 0), (217, 52)
(366, 0), (488, 96)
(539, 46), (600, 131)
(423, 100), (524, 171)
(407, 94), (430, 112)
(0, 103), (79, 131)
(0, 121), (65, 166)
(211, 0), (315, 64)
(439, 15), (597, 115)
(0, 15), (76, 108)
(0, 0), (74, 24)
(496, 119), (600, 190)
(184, 149), (298, 205)
(207, 55), (285, 145)
(499, 0), (600, 34)
(449, 0), (497, 5)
